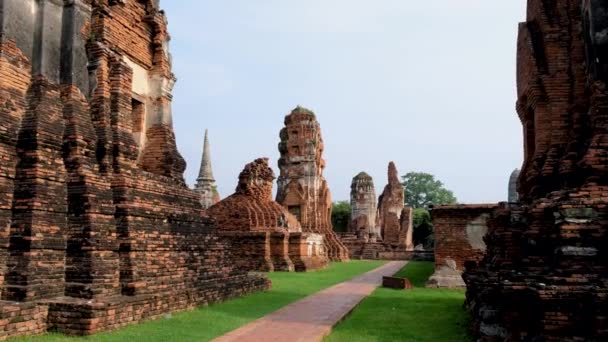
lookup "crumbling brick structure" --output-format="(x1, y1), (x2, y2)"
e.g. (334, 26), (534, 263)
(276, 106), (349, 262)
(428, 204), (498, 288)
(464, 1), (608, 340)
(207, 158), (329, 272)
(349, 172), (379, 240)
(377, 162), (413, 249)
(0, 0), (269, 338)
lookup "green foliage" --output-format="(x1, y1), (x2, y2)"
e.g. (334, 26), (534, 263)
(331, 201), (351, 232)
(402, 172), (457, 248)
(413, 208), (434, 248)
(16, 261), (386, 342)
(326, 262), (471, 342)
(402, 172), (457, 209)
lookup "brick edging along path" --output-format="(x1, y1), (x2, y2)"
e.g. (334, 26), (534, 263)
(213, 261), (407, 342)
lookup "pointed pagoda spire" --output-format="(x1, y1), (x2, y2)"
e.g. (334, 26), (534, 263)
(195, 129), (219, 209)
(197, 129), (215, 182)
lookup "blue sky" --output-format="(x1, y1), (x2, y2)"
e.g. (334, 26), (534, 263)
(163, 0), (527, 203)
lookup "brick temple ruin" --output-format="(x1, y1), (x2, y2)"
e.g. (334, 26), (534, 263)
(194, 129), (220, 209)
(0, 0), (269, 338)
(464, 0), (608, 340)
(339, 162), (416, 260)
(207, 158), (328, 272)
(348, 172), (379, 240)
(377, 162), (413, 249)
(428, 204), (498, 288)
(276, 106), (349, 262)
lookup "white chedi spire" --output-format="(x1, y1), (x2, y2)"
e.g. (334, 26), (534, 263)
(195, 129), (219, 209)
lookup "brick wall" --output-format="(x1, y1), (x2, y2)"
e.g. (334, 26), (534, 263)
(464, 1), (608, 340)
(0, 1), (271, 339)
(431, 204), (498, 272)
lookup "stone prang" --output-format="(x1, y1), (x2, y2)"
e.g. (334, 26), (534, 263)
(276, 106), (349, 262)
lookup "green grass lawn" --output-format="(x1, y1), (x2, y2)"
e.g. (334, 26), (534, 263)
(325, 261), (472, 342)
(14, 260), (386, 342)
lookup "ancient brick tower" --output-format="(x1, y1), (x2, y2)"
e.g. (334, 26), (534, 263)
(276, 106), (349, 261)
(349, 172), (379, 240)
(464, 0), (608, 340)
(377, 162), (405, 244)
(208, 158), (329, 272)
(194, 129), (220, 209)
(0, 0), (268, 338)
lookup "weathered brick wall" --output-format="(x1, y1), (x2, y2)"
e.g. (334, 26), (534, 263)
(0, 36), (32, 294)
(0, 0), (271, 339)
(0, 303), (48, 340)
(431, 205), (498, 272)
(464, 1), (608, 340)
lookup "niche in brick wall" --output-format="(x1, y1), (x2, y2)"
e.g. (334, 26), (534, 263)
(131, 98), (145, 134)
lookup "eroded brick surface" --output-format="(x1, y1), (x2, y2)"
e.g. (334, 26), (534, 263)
(276, 107), (349, 262)
(377, 162), (413, 249)
(464, 1), (608, 340)
(208, 158), (329, 272)
(0, 0), (269, 338)
(428, 204), (498, 288)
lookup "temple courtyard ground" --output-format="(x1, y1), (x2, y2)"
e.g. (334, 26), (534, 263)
(12, 261), (469, 342)
(326, 262), (471, 342)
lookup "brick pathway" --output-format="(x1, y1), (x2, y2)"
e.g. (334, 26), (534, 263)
(213, 261), (407, 342)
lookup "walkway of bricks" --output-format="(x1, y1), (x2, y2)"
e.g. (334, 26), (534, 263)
(214, 261), (407, 342)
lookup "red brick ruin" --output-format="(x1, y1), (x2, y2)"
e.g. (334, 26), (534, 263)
(207, 158), (328, 272)
(276, 107), (349, 262)
(464, 0), (608, 340)
(377, 162), (413, 249)
(339, 162), (416, 260)
(428, 204), (498, 288)
(0, 0), (269, 338)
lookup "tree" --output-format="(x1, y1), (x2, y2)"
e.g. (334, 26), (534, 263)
(412, 208), (434, 248)
(402, 172), (457, 248)
(401, 172), (457, 209)
(331, 201), (351, 232)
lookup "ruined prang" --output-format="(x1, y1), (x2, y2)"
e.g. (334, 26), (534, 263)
(194, 129), (220, 209)
(208, 158), (328, 272)
(377, 162), (405, 244)
(276, 106), (349, 261)
(0, 0), (268, 338)
(349, 172), (379, 240)
(464, 1), (608, 340)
